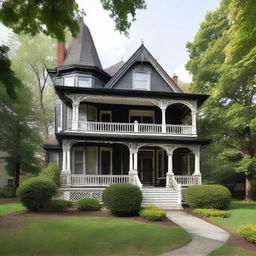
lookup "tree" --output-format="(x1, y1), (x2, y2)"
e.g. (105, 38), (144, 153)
(9, 34), (56, 139)
(186, 0), (256, 201)
(0, 53), (42, 191)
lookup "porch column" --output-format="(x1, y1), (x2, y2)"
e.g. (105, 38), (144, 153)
(161, 106), (167, 133)
(134, 151), (138, 171)
(62, 140), (72, 186)
(129, 152), (133, 171)
(62, 149), (67, 172)
(167, 153), (174, 175)
(66, 146), (71, 173)
(193, 152), (201, 175)
(191, 110), (197, 135)
(72, 101), (80, 130)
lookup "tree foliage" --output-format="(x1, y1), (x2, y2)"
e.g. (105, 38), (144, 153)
(186, 0), (256, 201)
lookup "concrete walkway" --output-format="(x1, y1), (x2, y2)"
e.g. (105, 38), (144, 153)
(161, 211), (230, 256)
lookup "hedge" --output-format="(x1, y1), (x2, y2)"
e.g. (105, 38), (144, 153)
(103, 183), (142, 216)
(17, 177), (57, 211)
(43, 200), (72, 212)
(40, 162), (61, 186)
(139, 206), (166, 221)
(193, 208), (231, 218)
(238, 225), (256, 244)
(77, 198), (100, 211)
(185, 185), (231, 209)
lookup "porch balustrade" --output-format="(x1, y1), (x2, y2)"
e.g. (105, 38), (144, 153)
(78, 121), (193, 135)
(174, 175), (202, 186)
(61, 174), (129, 186)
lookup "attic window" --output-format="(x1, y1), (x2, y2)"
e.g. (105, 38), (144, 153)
(64, 76), (74, 87)
(133, 72), (150, 90)
(77, 76), (92, 88)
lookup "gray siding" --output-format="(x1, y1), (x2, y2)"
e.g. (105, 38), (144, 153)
(111, 63), (174, 93)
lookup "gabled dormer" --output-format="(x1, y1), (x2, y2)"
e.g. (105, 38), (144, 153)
(48, 19), (111, 88)
(105, 44), (182, 93)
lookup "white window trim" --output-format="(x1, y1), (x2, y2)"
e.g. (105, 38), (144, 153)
(63, 74), (93, 88)
(129, 110), (155, 123)
(64, 75), (75, 87)
(56, 102), (63, 132)
(72, 147), (85, 174)
(85, 146), (98, 174)
(77, 75), (93, 88)
(100, 110), (112, 122)
(132, 72), (151, 91)
(99, 147), (113, 175)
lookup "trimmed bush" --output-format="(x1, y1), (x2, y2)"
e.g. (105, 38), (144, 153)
(185, 185), (231, 209)
(139, 206), (166, 221)
(43, 200), (71, 212)
(40, 163), (61, 186)
(193, 208), (231, 218)
(77, 198), (100, 211)
(103, 183), (142, 216)
(17, 177), (57, 211)
(238, 225), (256, 244)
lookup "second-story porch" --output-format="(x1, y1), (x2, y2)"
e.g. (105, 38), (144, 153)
(55, 88), (207, 137)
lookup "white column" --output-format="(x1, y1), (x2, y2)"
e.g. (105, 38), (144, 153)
(66, 147), (71, 172)
(193, 153), (201, 175)
(192, 110), (197, 134)
(62, 150), (67, 173)
(72, 102), (80, 130)
(129, 152), (133, 171)
(161, 107), (166, 133)
(167, 153), (173, 174)
(134, 152), (138, 171)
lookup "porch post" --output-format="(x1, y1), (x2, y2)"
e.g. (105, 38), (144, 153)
(134, 151), (138, 171)
(129, 152), (133, 171)
(167, 153), (174, 175)
(66, 146), (71, 173)
(193, 152), (201, 175)
(191, 110), (197, 135)
(62, 140), (72, 186)
(72, 101), (80, 130)
(161, 107), (167, 133)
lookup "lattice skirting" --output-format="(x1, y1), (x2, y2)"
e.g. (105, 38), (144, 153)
(59, 189), (104, 202)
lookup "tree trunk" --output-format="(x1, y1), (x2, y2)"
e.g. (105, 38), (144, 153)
(245, 171), (253, 202)
(14, 161), (20, 194)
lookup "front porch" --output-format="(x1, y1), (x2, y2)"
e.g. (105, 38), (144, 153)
(60, 140), (202, 189)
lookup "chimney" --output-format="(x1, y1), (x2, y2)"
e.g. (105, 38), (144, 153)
(57, 42), (66, 66)
(172, 73), (178, 84)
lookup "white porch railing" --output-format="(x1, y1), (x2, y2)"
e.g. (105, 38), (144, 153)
(174, 175), (202, 186)
(78, 121), (193, 135)
(61, 174), (130, 186)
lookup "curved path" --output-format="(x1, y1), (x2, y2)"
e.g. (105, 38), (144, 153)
(161, 211), (229, 256)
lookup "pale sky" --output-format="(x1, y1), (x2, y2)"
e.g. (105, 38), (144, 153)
(0, 0), (221, 82)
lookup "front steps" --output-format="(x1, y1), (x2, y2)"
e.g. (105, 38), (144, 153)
(142, 187), (182, 210)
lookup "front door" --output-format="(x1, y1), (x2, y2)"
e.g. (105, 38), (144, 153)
(138, 150), (153, 185)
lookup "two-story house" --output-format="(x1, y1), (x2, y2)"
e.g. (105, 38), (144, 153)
(45, 20), (210, 209)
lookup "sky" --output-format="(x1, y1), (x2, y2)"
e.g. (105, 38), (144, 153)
(0, 0), (221, 82)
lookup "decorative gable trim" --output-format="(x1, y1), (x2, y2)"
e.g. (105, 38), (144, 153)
(105, 44), (182, 93)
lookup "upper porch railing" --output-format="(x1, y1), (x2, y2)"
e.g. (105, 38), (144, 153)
(78, 121), (194, 135)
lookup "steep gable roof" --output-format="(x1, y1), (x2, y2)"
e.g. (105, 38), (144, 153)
(105, 44), (182, 93)
(62, 20), (102, 69)
(104, 60), (125, 76)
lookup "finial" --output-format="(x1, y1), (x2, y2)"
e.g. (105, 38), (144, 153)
(79, 9), (86, 20)
(141, 38), (144, 45)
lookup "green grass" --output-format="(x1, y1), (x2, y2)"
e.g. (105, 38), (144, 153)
(209, 245), (256, 256)
(0, 202), (25, 216)
(0, 197), (18, 203)
(208, 200), (256, 233)
(0, 217), (191, 256)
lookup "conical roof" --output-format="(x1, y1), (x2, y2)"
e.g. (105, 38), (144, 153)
(62, 20), (102, 69)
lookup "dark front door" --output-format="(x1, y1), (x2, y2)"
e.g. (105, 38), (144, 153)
(138, 150), (153, 185)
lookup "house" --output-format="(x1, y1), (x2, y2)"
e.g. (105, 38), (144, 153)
(45, 19), (210, 209)
(0, 151), (14, 193)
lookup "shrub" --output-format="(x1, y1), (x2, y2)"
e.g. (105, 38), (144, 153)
(77, 198), (100, 211)
(17, 177), (57, 211)
(193, 208), (231, 218)
(139, 206), (166, 221)
(238, 225), (256, 244)
(185, 185), (231, 209)
(43, 200), (71, 212)
(40, 162), (61, 186)
(103, 183), (142, 216)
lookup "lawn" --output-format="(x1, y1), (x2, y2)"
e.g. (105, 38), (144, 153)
(209, 245), (256, 256)
(208, 200), (256, 233)
(0, 202), (25, 216)
(0, 217), (191, 256)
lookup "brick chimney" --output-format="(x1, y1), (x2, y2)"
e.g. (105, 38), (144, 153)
(172, 73), (178, 84)
(57, 42), (66, 66)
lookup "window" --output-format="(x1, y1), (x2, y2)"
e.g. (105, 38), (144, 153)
(77, 76), (92, 88)
(129, 110), (154, 123)
(87, 105), (97, 121)
(74, 150), (84, 174)
(49, 152), (59, 164)
(100, 111), (112, 122)
(133, 72), (150, 90)
(86, 147), (98, 174)
(64, 76), (74, 87)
